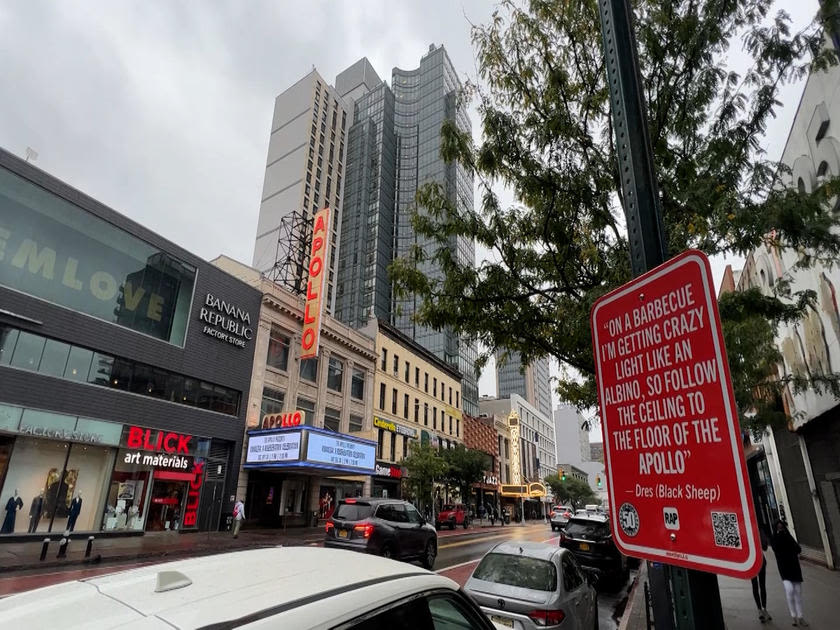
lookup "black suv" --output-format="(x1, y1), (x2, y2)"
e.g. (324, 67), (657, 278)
(325, 497), (438, 569)
(559, 514), (628, 589)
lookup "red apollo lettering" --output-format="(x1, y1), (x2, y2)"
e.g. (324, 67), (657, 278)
(302, 327), (315, 349)
(304, 300), (317, 324)
(313, 213), (326, 234)
(312, 236), (324, 253)
(306, 280), (319, 300)
(309, 256), (322, 277)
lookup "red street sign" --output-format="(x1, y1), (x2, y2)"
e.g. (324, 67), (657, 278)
(591, 249), (762, 579)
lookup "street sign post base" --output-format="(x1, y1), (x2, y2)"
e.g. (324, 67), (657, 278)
(671, 568), (725, 630)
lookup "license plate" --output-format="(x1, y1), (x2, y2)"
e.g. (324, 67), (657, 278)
(489, 615), (514, 628)
(338, 529), (348, 538)
(579, 542), (590, 551)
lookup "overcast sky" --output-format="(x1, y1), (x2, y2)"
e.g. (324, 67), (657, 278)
(0, 0), (820, 421)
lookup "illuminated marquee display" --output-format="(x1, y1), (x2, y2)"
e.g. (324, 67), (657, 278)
(301, 207), (330, 359)
(508, 411), (521, 485)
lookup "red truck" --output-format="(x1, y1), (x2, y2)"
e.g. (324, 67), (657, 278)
(436, 504), (470, 530)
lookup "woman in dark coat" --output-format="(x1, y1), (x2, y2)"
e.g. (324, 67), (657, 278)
(770, 519), (807, 627)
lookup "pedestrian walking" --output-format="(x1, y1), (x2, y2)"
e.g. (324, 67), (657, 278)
(751, 528), (772, 622)
(770, 519), (807, 627)
(232, 498), (245, 539)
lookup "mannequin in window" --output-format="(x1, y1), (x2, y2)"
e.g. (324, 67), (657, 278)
(66, 492), (83, 532)
(28, 491), (44, 533)
(2, 490), (24, 533)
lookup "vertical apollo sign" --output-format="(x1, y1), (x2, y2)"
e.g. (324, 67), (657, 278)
(301, 207), (330, 359)
(591, 250), (761, 579)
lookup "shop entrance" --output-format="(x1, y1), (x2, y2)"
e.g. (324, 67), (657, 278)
(146, 475), (188, 531)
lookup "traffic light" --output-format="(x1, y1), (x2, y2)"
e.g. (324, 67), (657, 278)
(559, 467), (566, 481)
(596, 475), (602, 487)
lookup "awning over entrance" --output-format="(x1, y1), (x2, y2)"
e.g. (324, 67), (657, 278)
(500, 482), (546, 498)
(244, 426), (376, 476)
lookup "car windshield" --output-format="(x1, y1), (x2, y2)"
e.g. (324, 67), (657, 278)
(565, 519), (610, 539)
(441, 504), (455, 511)
(472, 553), (557, 591)
(332, 502), (373, 521)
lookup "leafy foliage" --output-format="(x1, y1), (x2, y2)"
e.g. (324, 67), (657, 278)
(390, 0), (840, 433)
(401, 442), (489, 507)
(545, 473), (597, 509)
(442, 444), (491, 501)
(401, 442), (447, 511)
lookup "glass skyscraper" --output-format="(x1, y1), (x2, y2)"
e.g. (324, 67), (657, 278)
(391, 45), (478, 416)
(496, 351), (553, 418)
(334, 46), (479, 416)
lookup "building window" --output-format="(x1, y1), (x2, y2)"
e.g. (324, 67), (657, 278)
(449, 416), (453, 434)
(402, 435), (409, 461)
(433, 378), (437, 397)
(449, 387), (452, 405)
(424, 373), (428, 393)
(424, 403), (428, 426)
(393, 354), (399, 375)
(404, 361), (409, 382)
(381, 348), (388, 370)
(324, 407), (341, 432)
(414, 398), (419, 423)
(349, 414), (363, 433)
(297, 397), (316, 426)
(379, 383), (386, 409)
(327, 356), (343, 392)
(390, 433), (396, 461)
(392, 388), (398, 415)
(415, 367), (419, 387)
(260, 387), (285, 417)
(351, 368), (365, 400)
(0, 325), (240, 415)
(404, 394), (409, 419)
(456, 391), (459, 408)
(266, 327), (290, 371)
(433, 407), (437, 430)
(377, 428), (384, 459)
(300, 357), (318, 382)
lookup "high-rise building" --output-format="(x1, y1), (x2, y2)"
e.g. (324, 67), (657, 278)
(553, 404), (590, 466)
(496, 351), (552, 417)
(252, 69), (350, 313)
(334, 62), (396, 328)
(390, 44), (478, 416)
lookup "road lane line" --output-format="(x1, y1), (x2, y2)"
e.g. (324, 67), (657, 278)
(435, 559), (480, 574)
(438, 533), (512, 550)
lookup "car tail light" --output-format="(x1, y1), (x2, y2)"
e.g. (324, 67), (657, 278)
(325, 521), (334, 534)
(528, 609), (565, 626)
(354, 523), (375, 538)
(345, 498), (357, 504)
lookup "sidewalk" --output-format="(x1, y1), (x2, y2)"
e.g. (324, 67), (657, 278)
(621, 553), (838, 629)
(0, 520), (519, 574)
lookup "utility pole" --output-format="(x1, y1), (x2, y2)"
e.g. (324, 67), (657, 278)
(595, 1), (725, 628)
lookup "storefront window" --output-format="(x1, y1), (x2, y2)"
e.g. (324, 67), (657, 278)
(0, 165), (196, 346)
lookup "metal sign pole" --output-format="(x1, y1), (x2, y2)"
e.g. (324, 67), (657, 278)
(595, 0), (725, 628)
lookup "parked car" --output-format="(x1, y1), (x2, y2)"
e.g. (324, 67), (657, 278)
(437, 503), (471, 530)
(560, 514), (629, 589)
(550, 505), (574, 531)
(0, 547), (506, 629)
(464, 540), (598, 629)
(325, 497), (438, 569)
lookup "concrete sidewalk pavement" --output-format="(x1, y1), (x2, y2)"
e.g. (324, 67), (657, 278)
(622, 552), (837, 629)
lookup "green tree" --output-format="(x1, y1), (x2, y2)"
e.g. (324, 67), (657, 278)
(545, 474), (597, 510)
(390, 0), (840, 434)
(443, 445), (490, 503)
(401, 442), (447, 512)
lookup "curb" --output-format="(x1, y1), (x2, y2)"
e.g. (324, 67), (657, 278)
(618, 563), (647, 630)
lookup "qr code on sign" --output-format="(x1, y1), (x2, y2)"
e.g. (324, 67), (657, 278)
(711, 512), (741, 548)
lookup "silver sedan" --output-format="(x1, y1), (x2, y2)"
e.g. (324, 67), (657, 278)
(464, 541), (598, 630)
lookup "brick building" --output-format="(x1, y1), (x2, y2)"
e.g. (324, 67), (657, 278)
(464, 414), (500, 514)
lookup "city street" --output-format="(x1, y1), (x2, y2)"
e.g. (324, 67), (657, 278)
(0, 522), (635, 629)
